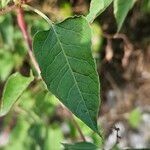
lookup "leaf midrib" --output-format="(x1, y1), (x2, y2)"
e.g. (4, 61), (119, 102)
(48, 24), (96, 131)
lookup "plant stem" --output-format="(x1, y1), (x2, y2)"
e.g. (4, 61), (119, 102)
(61, 104), (86, 142)
(22, 4), (53, 25)
(0, 0), (31, 15)
(16, 7), (41, 75)
(70, 113), (86, 142)
(0, 3), (17, 15)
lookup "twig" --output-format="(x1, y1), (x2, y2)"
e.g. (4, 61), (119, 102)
(0, 3), (17, 15)
(103, 32), (133, 49)
(16, 7), (41, 75)
(60, 103), (86, 142)
(23, 4), (53, 25)
(0, 0), (32, 15)
(114, 34), (133, 67)
(108, 126), (121, 150)
(69, 112), (86, 141)
(113, 126), (121, 143)
(105, 39), (113, 62)
(103, 32), (134, 67)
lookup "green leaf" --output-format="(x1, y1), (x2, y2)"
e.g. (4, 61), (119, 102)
(0, 72), (34, 116)
(0, 49), (14, 81)
(128, 108), (142, 128)
(4, 116), (31, 150)
(0, 14), (14, 49)
(141, 0), (150, 13)
(44, 127), (64, 150)
(33, 16), (100, 133)
(28, 123), (46, 148)
(87, 0), (113, 23)
(114, 0), (137, 31)
(91, 23), (103, 53)
(59, 3), (72, 18)
(63, 142), (98, 150)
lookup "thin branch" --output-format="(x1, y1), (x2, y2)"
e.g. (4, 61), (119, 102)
(0, 3), (17, 15)
(23, 4), (53, 25)
(103, 32), (134, 67)
(103, 32), (133, 50)
(68, 111), (86, 142)
(0, 0), (32, 15)
(16, 7), (41, 75)
(105, 39), (113, 62)
(60, 104), (86, 142)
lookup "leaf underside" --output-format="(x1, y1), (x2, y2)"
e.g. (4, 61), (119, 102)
(87, 0), (113, 23)
(0, 72), (34, 116)
(33, 16), (100, 133)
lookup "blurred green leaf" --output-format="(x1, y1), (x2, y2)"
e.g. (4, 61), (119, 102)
(141, 0), (150, 13)
(1, 0), (11, 8)
(114, 0), (137, 31)
(34, 91), (56, 118)
(60, 3), (72, 18)
(91, 23), (103, 53)
(0, 14), (14, 49)
(0, 49), (14, 81)
(112, 144), (120, 150)
(44, 126), (64, 150)
(13, 53), (24, 70)
(19, 90), (34, 110)
(63, 142), (98, 150)
(26, 16), (49, 37)
(87, 0), (113, 23)
(33, 16), (100, 134)
(128, 108), (142, 128)
(0, 72), (34, 116)
(28, 123), (46, 148)
(4, 116), (31, 150)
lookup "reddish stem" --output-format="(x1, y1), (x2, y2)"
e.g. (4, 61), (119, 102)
(17, 7), (41, 75)
(17, 8), (32, 49)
